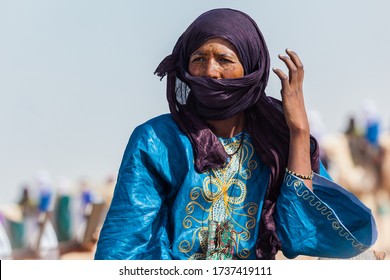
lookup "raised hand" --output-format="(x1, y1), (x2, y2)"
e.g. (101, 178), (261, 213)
(272, 49), (313, 189)
(272, 49), (309, 135)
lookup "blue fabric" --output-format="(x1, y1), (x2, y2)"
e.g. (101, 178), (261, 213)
(275, 174), (377, 259)
(94, 114), (377, 260)
(365, 121), (380, 146)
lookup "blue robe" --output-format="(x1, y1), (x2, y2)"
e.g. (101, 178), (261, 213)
(94, 114), (377, 260)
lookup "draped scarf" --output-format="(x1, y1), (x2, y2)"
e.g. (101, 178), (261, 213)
(154, 8), (319, 260)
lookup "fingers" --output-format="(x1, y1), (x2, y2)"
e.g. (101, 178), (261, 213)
(275, 49), (304, 85)
(272, 67), (290, 91)
(285, 49), (304, 70)
(272, 49), (308, 132)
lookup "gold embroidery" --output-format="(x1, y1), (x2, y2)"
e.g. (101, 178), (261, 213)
(179, 134), (259, 259)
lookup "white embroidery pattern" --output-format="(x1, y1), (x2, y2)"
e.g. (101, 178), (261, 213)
(284, 175), (367, 252)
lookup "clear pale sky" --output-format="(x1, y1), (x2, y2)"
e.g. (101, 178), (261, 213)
(1, 0), (389, 203)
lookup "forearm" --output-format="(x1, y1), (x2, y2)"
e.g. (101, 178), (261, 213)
(272, 49), (313, 189)
(287, 128), (313, 190)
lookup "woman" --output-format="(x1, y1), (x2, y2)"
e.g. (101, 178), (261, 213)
(94, 8), (377, 260)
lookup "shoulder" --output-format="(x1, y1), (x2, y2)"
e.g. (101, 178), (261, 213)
(121, 114), (193, 178)
(134, 114), (178, 134)
(129, 114), (186, 148)
(146, 114), (179, 130)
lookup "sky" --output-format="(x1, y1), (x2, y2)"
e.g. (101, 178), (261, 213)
(0, 0), (389, 204)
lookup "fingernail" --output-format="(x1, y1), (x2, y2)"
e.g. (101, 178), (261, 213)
(286, 48), (291, 52)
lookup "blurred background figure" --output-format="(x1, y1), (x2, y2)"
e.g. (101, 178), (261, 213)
(28, 170), (60, 259)
(54, 176), (74, 243)
(344, 115), (367, 169)
(357, 100), (385, 192)
(99, 173), (116, 209)
(362, 99), (381, 147)
(0, 213), (12, 259)
(18, 184), (35, 217)
(73, 177), (93, 244)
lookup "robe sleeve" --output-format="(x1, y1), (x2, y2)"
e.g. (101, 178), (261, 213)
(275, 162), (378, 259)
(94, 124), (173, 260)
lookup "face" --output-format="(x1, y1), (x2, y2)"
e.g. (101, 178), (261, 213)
(188, 38), (244, 79)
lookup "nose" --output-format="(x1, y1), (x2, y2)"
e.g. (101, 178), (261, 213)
(205, 59), (221, 79)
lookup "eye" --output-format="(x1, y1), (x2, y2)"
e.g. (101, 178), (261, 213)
(218, 57), (233, 63)
(191, 56), (206, 63)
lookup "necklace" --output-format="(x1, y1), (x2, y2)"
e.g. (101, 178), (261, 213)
(226, 132), (245, 157)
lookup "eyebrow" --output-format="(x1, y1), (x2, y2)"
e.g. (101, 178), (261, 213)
(190, 51), (235, 58)
(218, 53), (234, 57)
(190, 51), (204, 56)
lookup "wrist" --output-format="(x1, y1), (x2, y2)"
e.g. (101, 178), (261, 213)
(289, 126), (310, 138)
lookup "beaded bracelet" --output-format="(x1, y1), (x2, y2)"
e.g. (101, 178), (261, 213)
(285, 167), (314, 180)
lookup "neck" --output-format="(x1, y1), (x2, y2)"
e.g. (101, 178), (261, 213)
(207, 113), (245, 138)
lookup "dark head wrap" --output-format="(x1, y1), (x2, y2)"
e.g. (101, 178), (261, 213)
(155, 8), (320, 259)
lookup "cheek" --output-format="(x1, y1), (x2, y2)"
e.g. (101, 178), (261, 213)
(225, 65), (244, 78)
(235, 66), (245, 77)
(188, 64), (203, 77)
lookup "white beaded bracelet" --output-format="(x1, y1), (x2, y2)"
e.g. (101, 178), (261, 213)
(285, 167), (313, 180)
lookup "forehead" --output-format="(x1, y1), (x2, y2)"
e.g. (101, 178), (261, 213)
(193, 37), (239, 54)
